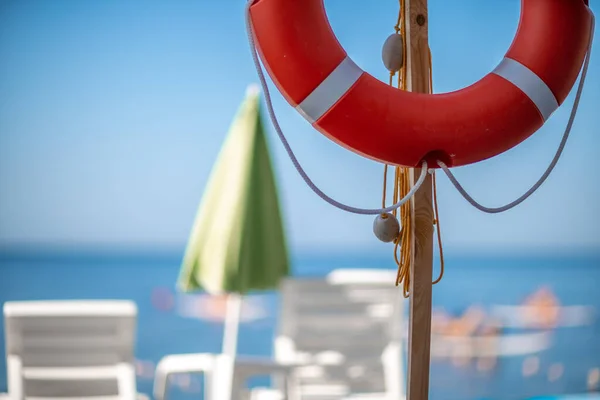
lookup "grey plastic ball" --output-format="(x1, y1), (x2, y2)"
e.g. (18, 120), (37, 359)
(382, 33), (404, 73)
(373, 213), (400, 243)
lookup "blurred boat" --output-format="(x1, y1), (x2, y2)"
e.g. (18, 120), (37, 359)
(491, 286), (597, 329)
(490, 305), (596, 328)
(176, 293), (268, 323)
(429, 330), (552, 358)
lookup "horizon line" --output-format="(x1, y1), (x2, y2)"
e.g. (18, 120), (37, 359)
(0, 241), (598, 259)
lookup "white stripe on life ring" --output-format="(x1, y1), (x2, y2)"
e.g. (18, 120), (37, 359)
(492, 57), (559, 121)
(296, 56), (363, 124)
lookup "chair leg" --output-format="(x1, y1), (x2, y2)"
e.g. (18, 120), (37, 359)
(270, 372), (289, 400)
(284, 369), (300, 400)
(154, 373), (167, 400)
(204, 370), (212, 400)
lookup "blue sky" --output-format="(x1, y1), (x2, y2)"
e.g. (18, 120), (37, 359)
(0, 0), (598, 254)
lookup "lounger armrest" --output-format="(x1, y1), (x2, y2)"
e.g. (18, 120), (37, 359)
(153, 353), (217, 400)
(6, 355), (23, 400)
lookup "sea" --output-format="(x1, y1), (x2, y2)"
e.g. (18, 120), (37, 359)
(0, 248), (599, 400)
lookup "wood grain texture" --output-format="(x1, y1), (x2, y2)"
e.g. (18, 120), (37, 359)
(405, 0), (434, 399)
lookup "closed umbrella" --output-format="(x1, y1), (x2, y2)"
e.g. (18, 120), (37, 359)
(177, 83), (290, 359)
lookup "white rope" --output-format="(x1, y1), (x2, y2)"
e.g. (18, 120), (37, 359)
(438, 13), (595, 214)
(244, 0), (428, 215)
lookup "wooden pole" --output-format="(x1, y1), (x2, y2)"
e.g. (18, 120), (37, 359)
(404, 0), (434, 399)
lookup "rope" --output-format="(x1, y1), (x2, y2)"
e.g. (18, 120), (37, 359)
(394, 169), (413, 297)
(244, 0), (428, 215)
(388, 0), (444, 297)
(431, 171), (445, 284)
(390, 0), (413, 296)
(439, 13), (595, 214)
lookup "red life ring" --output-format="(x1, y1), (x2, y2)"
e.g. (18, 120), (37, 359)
(248, 0), (592, 168)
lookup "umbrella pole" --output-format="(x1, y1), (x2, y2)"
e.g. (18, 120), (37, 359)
(212, 294), (243, 400)
(404, 0), (434, 399)
(222, 293), (243, 357)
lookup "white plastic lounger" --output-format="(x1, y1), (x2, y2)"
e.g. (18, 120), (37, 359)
(1, 300), (145, 400)
(153, 268), (406, 400)
(244, 268), (405, 400)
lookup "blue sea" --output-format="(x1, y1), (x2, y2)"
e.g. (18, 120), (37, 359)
(0, 248), (599, 400)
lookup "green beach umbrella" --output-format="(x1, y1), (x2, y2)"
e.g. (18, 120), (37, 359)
(177, 83), (290, 357)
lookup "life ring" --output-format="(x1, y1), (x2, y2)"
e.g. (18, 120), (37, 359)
(248, 0), (592, 168)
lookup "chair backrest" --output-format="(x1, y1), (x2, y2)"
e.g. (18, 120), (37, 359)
(275, 269), (404, 397)
(4, 300), (137, 368)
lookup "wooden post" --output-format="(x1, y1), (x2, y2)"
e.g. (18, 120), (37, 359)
(404, 0), (434, 399)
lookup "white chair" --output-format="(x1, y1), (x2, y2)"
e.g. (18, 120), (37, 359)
(154, 269), (406, 400)
(2, 300), (144, 400)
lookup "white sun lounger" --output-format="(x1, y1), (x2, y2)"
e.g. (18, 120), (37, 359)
(154, 268), (406, 400)
(1, 300), (144, 400)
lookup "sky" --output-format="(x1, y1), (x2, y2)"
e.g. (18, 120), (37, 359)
(0, 0), (599, 254)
